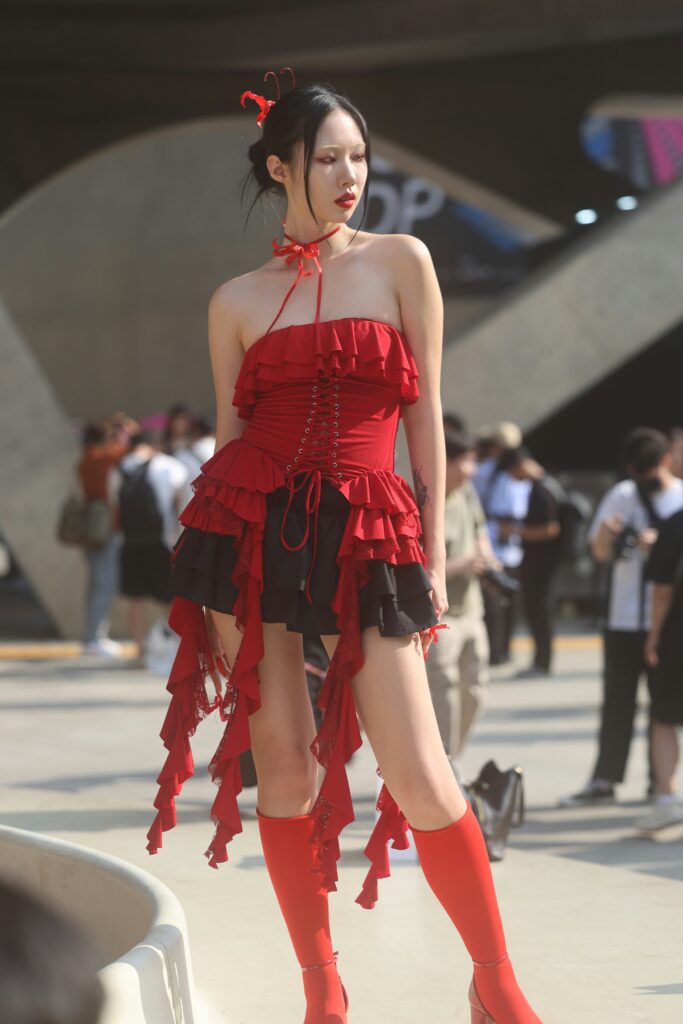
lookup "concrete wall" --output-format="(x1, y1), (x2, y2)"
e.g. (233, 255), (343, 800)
(0, 302), (85, 636)
(442, 177), (683, 433)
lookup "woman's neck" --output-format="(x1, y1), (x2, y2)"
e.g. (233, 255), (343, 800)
(282, 215), (350, 256)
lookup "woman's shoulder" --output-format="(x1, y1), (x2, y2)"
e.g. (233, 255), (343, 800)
(356, 230), (432, 263)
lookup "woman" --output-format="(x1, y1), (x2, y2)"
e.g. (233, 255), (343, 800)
(147, 73), (543, 1024)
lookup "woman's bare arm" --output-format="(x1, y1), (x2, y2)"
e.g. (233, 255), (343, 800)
(208, 282), (249, 452)
(394, 235), (446, 572)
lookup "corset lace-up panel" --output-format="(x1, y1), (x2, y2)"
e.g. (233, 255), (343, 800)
(278, 373), (344, 603)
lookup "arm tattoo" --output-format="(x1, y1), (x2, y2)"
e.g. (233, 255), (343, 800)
(412, 466), (431, 514)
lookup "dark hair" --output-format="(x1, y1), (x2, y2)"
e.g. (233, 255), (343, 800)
(621, 427), (670, 475)
(444, 429), (476, 461)
(443, 411), (468, 433)
(81, 421), (107, 447)
(194, 413), (215, 437)
(130, 429), (162, 449)
(241, 82), (371, 233)
(0, 878), (104, 1024)
(496, 445), (530, 474)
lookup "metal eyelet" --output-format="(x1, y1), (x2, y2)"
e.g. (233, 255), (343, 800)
(286, 464), (292, 470)
(304, 428), (310, 434)
(332, 441), (338, 447)
(312, 385), (318, 392)
(332, 462), (337, 468)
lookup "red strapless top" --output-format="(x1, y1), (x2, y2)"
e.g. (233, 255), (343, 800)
(189, 316), (421, 602)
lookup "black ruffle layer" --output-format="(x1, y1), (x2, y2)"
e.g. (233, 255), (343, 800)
(170, 479), (437, 637)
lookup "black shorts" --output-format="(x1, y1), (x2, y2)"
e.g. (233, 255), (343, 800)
(169, 478), (437, 637)
(120, 541), (173, 603)
(650, 663), (683, 725)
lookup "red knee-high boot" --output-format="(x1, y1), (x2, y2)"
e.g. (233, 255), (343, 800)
(411, 804), (543, 1024)
(256, 809), (348, 1024)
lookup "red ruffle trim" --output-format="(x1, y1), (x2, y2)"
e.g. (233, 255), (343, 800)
(146, 437), (434, 909)
(233, 318), (420, 418)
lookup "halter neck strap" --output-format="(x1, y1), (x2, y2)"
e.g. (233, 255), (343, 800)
(265, 221), (342, 338)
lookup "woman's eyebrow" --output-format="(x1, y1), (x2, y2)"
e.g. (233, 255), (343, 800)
(316, 143), (365, 150)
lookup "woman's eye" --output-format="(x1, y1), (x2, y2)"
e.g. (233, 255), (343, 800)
(317, 154), (366, 163)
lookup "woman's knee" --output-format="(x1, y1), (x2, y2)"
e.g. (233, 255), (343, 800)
(385, 756), (465, 828)
(255, 753), (318, 815)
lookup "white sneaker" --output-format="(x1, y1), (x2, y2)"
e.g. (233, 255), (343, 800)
(634, 799), (683, 832)
(83, 638), (124, 658)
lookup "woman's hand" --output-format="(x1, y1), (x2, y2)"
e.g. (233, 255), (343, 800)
(421, 560), (448, 659)
(202, 607), (232, 699)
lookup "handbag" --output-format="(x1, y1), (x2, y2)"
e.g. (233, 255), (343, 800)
(56, 494), (113, 549)
(466, 759), (525, 862)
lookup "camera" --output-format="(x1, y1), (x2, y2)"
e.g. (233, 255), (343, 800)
(612, 524), (640, 562)
(482, 567), (521, 597)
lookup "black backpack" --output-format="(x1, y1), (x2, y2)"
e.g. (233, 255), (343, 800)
(118, 459), (164, 546)
(542, 476), (593, 563)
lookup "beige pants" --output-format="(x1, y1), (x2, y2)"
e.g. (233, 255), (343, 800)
(426, 611), (490, 758)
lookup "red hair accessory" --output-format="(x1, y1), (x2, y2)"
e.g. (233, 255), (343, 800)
(240, 66), (296, 127)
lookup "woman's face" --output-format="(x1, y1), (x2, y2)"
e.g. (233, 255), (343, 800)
(285, 107), (368, 224)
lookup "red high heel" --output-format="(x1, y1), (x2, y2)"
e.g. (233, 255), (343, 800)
(301, 950), (349, 1018)
(469, 977), (493, 1023)
(468, 952), (508, 1024)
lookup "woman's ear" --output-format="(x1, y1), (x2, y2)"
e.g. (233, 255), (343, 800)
(266, 154), (287, 187)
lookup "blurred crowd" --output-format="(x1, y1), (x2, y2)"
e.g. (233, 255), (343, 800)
(74, 404), (215, 664)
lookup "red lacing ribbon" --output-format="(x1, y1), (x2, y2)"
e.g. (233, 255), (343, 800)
(279, 467), (323, 604)
(418, 621), (449, 660)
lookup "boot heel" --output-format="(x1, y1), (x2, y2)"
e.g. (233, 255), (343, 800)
(468, 976), (496, 1024)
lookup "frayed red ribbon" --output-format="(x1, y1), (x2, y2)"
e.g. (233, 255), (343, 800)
(418, 622), (449, 661)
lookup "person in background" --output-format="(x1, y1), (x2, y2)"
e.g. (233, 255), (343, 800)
(0, 878), (104, 1024)
(109, 429), (192, 663)
(191, 413), (217, 465)
(443, 409), (468, 433)
(498, 447), (563, 678)
(669, 427), (683, 480)
(560, 427), (683, 806)
(473, 422), (531, 665)
(164, 402), (202, 477)
(77, 412), (138, 657)
(636, 508), (683, 830)
(426, 429), (499, 790)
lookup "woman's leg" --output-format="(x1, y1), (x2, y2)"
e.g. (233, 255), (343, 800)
(322, 626), (541, 1024)
(209, 612), (346, 1023)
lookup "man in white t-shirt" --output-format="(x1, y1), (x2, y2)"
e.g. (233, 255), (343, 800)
(560, 428), (683, 806)
(108, 431), (193, 661)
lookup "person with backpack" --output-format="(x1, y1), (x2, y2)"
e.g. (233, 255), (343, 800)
(108, 430), (192, 662)
(496, 447), (564, 677)
(473, 422), (531, 665)
(560, 428), (683, 807)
